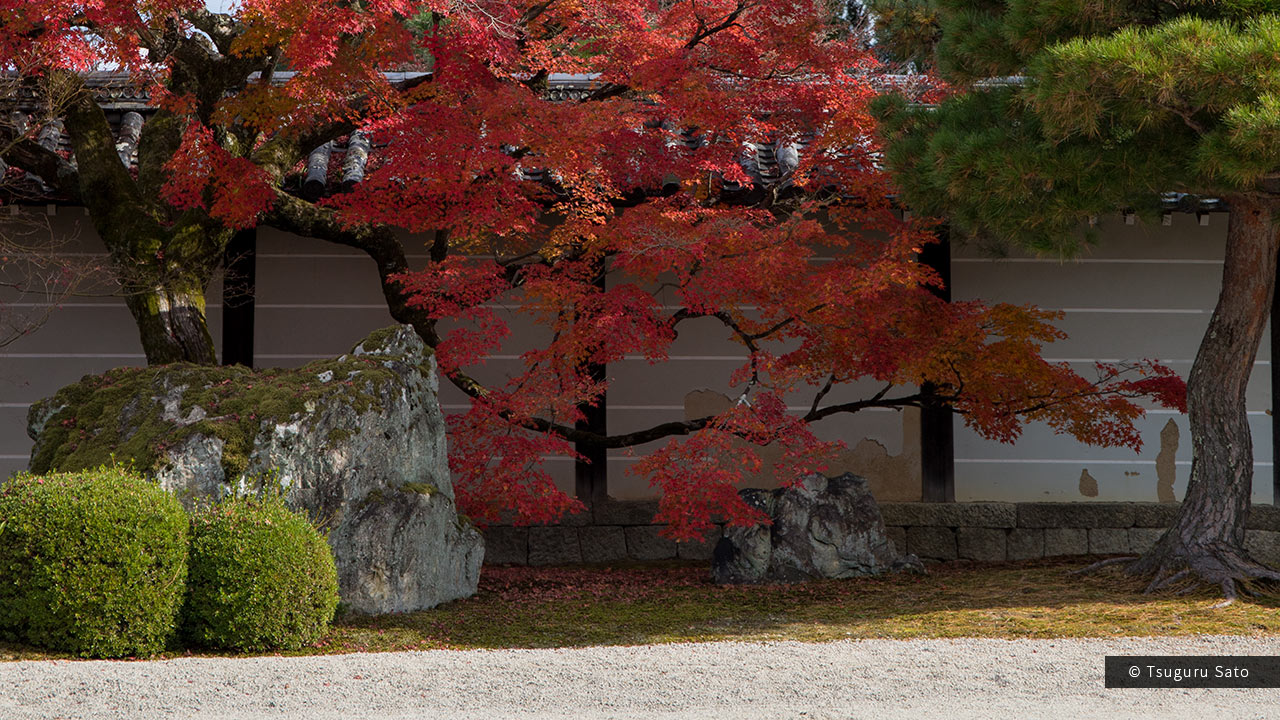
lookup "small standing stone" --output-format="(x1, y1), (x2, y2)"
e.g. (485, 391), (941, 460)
(711, 474), (923, 584)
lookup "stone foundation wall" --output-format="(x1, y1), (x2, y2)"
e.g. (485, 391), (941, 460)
(879, 502), (1280, 566)
(482, 501), (1280, 567)
(482, 500), (723, 565)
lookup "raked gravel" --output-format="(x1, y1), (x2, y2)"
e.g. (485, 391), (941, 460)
(2, 635), (1279, 719)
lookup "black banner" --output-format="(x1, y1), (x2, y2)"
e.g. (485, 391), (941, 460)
(1105, 656), (1280, 688)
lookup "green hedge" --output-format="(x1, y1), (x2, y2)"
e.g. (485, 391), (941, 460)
(0, 467), (189, 657)
(183, 496), (340, 652)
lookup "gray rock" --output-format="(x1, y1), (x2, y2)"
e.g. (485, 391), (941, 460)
(25, 325), (483, 615)
(711, 474), (923, 584)
(711, 490), (775, 584)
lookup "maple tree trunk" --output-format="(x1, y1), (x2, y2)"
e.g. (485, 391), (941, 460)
(107, 227), (223, 366)
(123, 279), (218, 365)
(1127, 193), (1280, 596)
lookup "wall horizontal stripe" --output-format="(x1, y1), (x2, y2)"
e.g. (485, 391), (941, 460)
(0, 353), (145, 359)
(956, 458), (1274, 467)
(257, 304), (390, 309)
(952, 258), (1224, 265)
(1054, 308), (1208, 314)
(1042, 359), (1271, 365)
(0, 302), (169, 308)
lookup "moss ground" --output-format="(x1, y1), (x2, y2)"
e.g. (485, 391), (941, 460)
(4, 557), (1276, 660)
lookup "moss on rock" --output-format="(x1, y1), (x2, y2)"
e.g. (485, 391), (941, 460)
(27, 332), (429, 483)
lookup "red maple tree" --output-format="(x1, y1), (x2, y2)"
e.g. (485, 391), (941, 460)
(1, 0), (1186, 539)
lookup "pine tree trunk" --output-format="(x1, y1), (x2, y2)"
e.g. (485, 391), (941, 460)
(1128, 193), (1280, 596)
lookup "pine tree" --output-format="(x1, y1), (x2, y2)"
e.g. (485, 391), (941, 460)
(875, 1), (1280, 599)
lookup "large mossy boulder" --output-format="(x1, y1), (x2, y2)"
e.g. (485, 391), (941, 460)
(712, 473), (923, 584)
(26, 325), (483, 614)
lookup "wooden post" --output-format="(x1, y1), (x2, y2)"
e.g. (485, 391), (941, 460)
(575, 372), (609, 508)
(920, 224), (955, 503)
(221, 229), (256, 367)
(574, 262), (610, 508)
(1273, 245), (1280, 505)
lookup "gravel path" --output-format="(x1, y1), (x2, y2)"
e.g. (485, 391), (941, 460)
(3, 635), (1279, 719)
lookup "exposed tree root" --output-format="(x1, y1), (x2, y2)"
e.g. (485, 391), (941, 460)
(1146, 568), (1191, 593)
(1069, 556), (1137, 575)
(1212, 579), (1238, 609)
(1071, 538), (1280, 602)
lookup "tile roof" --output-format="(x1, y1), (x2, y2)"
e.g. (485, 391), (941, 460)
(1, 72), (1224, 215)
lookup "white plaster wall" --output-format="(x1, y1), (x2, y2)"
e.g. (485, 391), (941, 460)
(4, 211), (1271, 507)
(951, 213), (1272, 505)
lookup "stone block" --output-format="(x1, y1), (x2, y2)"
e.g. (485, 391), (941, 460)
(482, 526), (529, 565)
(594, 499), (661, 526)
(1247, 506), (1280, 533)
(907, 526), (956, 560)
(1043, 528), (1088, 557)
(1245, 530), (1280, 568)
(677, 525), (724, 561)
(884, 526), (907, 554)
(528, 526), (582, 566)
(1132, 503), (1179, 528)
(1128, 527), (1166, 554)
(625, 525), (677, 561)
(1018, 503), (1135, 529)
(1007, 528), (1044, 561)
(879, 503), (1016, 529)
(957, 527), (1006, 562)
(1088, 528), (1130, 555)
(579, 526), (627, 564)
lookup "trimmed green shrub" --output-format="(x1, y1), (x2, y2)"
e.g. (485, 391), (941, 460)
(183, 496), (340, 652)
(0, 467), (188, 657)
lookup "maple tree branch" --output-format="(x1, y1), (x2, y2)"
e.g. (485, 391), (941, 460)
(56, 73), (148, 216)
(180, 8), (242, 57)
(685, 0), (751, 49)
(262, 191), (441, 346)
(803, 392), (928, 422)
(808, 374), (839, 416)
(519, 0), (558, 27)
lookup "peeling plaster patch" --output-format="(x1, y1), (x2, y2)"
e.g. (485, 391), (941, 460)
(1078, 468), (1099, 497)
(684, 390), (732, 419)
(681, 390), (921, 501)
(1156, 419), (1180, 503)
